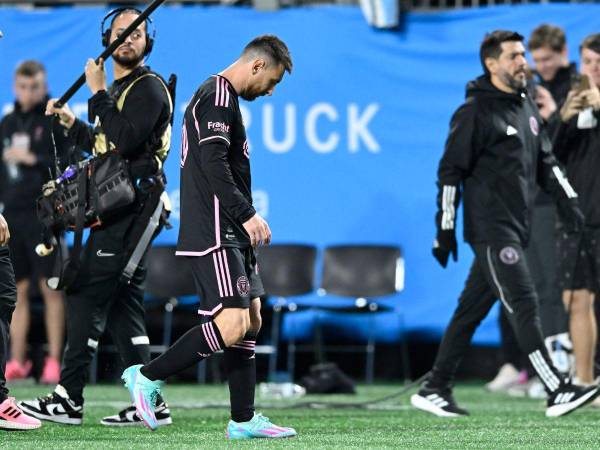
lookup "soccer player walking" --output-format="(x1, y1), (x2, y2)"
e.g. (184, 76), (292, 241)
(411, 30), (600, 418)
(122, 35), (296, 439)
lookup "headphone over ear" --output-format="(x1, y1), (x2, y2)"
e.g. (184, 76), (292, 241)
(100, 7), (156, 56)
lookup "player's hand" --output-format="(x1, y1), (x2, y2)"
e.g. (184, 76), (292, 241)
(432, 230), (457, 268)
(558, 198), (585, 234)
(0, 214), (10, 246)
(46, 99), (76, 129)
(85, 58), (107, 95)
(535, 86), (557, 121)
(243, 213), (272, 247)
(3, 147), (36, 166)
(560, 90), (586, 122)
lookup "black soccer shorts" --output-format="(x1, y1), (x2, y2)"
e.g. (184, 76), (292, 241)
(557, 228), (600, 292)
(187, 246), (264, 317)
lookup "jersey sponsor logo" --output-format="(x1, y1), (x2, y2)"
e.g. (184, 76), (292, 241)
(529, 116), (539, 136)
(506, 125), (518, 136)
(499, 246), (519, 265)
(207, 121), (230, 133)
(236, 276), (250, 297)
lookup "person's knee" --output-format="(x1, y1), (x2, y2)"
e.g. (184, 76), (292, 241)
(214, 308), (250, 346)
(569, 290), (594, 315)
(249, 299), (262, 335)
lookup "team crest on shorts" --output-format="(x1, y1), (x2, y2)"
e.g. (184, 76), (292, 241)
(499, 246), (519, 265)
(237, 276), (250, 297)
(529, 116), (539, 136)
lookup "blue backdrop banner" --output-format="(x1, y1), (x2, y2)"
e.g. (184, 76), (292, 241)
(1, 4), (599, 344)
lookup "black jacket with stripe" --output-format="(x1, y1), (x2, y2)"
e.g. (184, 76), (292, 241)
(435, 75), (578, 246)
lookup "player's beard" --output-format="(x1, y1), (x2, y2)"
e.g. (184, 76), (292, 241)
(113, 47), (145, 70)
(501, 68), (527, 91)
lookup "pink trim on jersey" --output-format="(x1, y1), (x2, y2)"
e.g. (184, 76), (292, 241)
(199, 135), (230, 146)
(192, 96), (202, 143)
(175, 196), (222, 257)
(215, 76), (220, 106)
(213, 76), (230, 108)
(198, 303), (223, 317)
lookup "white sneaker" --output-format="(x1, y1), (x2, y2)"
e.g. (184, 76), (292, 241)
(485, 364), (521, 393)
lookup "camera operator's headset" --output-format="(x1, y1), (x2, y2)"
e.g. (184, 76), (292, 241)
(100, 7), (156, 56)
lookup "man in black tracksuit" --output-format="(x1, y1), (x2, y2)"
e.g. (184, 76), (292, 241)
(488, 25), (578, 393)
(19, 9), (173, 427)
(411, 30), (599, 418)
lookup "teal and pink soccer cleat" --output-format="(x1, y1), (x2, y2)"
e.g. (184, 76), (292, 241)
(226, 413), (297, 439)
(0, 397), (42, 430)
(121, 365), (163, 431)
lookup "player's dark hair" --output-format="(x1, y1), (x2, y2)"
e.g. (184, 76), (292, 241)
(15, 60), (46, 78)
(480, 30), (524, 75)
(580, 33), (600, 56)
(528, 24), (566, 53)
(242, 35), (293, 74)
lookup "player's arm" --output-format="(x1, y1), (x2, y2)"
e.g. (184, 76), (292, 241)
(433, 101), (478, 268)
(537, 130), (584, 232)
(88, 77), (165, 157)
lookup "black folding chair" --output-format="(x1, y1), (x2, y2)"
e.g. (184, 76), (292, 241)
(308, 245), (407, 383)
(256, 244), (317, 380)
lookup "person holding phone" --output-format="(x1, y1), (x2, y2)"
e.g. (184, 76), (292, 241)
(553, 33), (600, 388)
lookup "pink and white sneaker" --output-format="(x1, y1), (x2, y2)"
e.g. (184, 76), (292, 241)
(5, 359), (32, 381)
(40, 357), (61, 385)
(0, 397), (42, 430)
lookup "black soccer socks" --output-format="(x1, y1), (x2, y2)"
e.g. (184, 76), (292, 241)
(224, 333), (257, 423)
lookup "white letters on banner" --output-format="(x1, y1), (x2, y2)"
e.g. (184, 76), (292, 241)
(22, 100), (382, 155)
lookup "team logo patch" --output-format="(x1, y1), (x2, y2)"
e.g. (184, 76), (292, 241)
(236, 276), (250, 297)
(499, 246), (519, 265)
(529, 116), (539, 136)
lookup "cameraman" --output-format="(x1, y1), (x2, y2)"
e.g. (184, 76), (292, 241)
(19, 9), (173, 427)
(553, 33), (600, 387)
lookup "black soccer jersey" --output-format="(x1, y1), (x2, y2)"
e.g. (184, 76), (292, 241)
(176, 75), (255, 255)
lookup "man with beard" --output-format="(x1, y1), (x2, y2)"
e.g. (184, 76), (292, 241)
(121, 35), (296, 439)
(19, 8), (174, 427)
(411, 30), (599, 418)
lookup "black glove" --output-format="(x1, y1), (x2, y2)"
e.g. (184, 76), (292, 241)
(432, 230), (458, 268)
(557, 198), (585, 234)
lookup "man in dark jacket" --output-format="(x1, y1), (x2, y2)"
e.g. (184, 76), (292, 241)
(553, 33), (600, 387)
(411, 30), (599, 418)
(19, 9), (173, 427)
(487, 24), (577, 395)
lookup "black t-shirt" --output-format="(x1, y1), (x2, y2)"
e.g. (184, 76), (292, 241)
(0, 98), (70, 214)
(176, 75), (255, 256)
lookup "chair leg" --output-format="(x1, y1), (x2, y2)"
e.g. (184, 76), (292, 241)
(197, 360), (207, 383)
(162, 297), (176, 348)
(287, 339), (296, 381)
(89, 351), (98, 385)
(366, 336), (375, 384)
(268, 299), (283, 381)
(398, 312), (411, 381)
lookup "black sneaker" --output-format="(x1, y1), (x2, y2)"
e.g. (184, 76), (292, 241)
(546, 380), (600, 417)
(101, 401), (173, 427)
(18, 385), (83, 425)
(411, 385), (469, 417)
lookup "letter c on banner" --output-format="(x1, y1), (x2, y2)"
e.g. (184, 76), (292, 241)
(305, 102), (339, 153)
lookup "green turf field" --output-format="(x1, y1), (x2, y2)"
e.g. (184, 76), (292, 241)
(3, 383), (600, 448)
